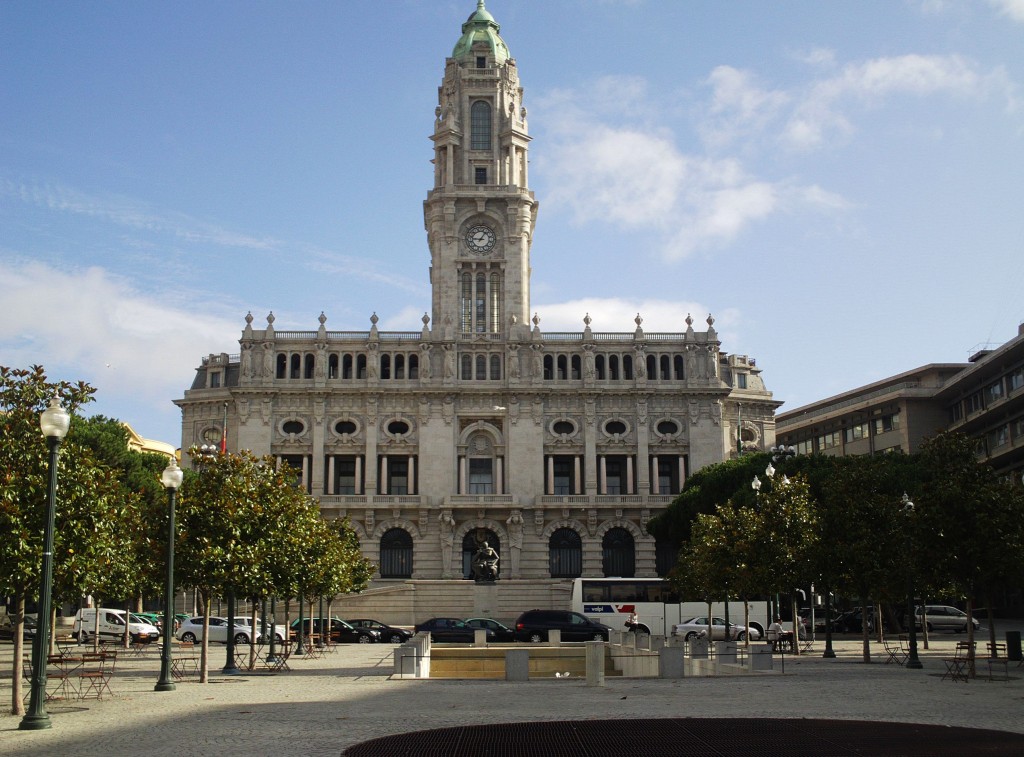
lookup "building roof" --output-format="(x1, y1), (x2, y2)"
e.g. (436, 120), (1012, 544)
(452, 1), (510, 65)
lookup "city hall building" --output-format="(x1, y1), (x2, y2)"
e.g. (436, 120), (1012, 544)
(176, 2), (779, 618)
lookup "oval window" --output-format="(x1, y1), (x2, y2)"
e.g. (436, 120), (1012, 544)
(656, 420), (679, 435)
(282, 420), (305, 435)
(605, 420), (627, 435)
(334, 420), (357, 435)
(388, 420), (410, 435)
(553, 420), (574, 435)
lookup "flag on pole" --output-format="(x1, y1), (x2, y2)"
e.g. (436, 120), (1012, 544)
(220, 401), (228, 453)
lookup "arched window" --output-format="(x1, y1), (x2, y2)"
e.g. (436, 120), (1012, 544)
(290, 354), (301, 379)
(380, 354), (391, 380)
(342, 354), (353, 379)
(489, 272), (501, 333)
(571, 355), (581, 380)
(408, 354), (419, 379)
(276, 354), (287, 379)
(543, 355), (554, 380)
(394, 354), (405, 380)
(380, 528), (413, 579)
(476, 354), (486, 379)
(490, 354), (501, 380)
(475, 272), (486, 333)
(595, 354), (606, 380)
(557, 355), (567, 380)
(462, 529), (500, 579)
(549, 528), (582, 578)
(646, 354), (657, 381)
(602, 527), (635, 577)
(328, 354), (338, 379)
(461, 354), (473, 380)
(304, 354), (315, 379)
(356, 354), (367, 379)
(471, 101), (491, 150)
(660, 355), (671, 381)
(674, 355), (685, 380)
(609, 355), (619, 380)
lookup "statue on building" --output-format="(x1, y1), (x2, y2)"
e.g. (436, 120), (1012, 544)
(471, 541), (499, 582)
(443, 343), (457, 380)
(506, 511), (523, 577)
(438, 511), (455, 579)
(240, 343), (253, 380)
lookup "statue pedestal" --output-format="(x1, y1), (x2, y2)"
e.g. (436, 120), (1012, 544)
(472, 580), (499, 618)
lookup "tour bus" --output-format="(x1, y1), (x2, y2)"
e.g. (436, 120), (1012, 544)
(570, 577), (770, 638)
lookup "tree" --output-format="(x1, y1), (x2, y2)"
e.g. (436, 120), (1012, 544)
(914, 433), (1024, 676)
(0, 365), (95, 714)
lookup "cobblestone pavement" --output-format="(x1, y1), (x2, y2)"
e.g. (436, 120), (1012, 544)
(2, 631), (1023, 757)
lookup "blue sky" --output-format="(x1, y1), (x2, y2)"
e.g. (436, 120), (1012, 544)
(2, 0), (1022, 446)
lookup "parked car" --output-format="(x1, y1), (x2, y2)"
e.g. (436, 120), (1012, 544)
(235, 616), (289, 643)
(913, 605), (979, 633)
(672, 617), (762, 641)
(415, 617), (492, 643)
(464, 617), (516, 642)
(290, 617), (380, 644)
(513, 610), (611, 643)
(134, 612), (164, 634)
(0, 613), (37, 640)
(345, 618), (413, 644)
(74, 608), (160, 644)
(175, 616), (256, 645)
(830, 609), (875, 634)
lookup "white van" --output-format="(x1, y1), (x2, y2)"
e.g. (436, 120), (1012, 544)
(73, 608), (160, 644)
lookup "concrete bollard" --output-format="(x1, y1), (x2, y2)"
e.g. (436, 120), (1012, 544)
(393, 643), (419, 676)
(548, 629), (561, 647)
(688, 636), (709, 658)
(659, 646), (686, 678)
(473, 629), (488, 647)
(749, 644), (774, 671)
(505, 649), (529, 681)
(585, 641), (605, 687)
(715, 641), (737, 663)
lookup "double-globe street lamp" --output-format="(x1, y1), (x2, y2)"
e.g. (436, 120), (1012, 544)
(155, 459), (184, 691)
(20, 397), (71, 731)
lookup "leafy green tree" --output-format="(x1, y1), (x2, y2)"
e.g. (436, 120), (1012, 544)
(0, 365), (95, 714)
(914, 433), (1024, 676)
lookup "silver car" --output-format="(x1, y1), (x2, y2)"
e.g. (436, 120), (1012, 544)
(672, 616), (762, 641)
(175, 616), (257, 644)
(915, 605), (979, 633)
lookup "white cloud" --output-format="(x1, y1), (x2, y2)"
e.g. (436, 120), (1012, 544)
(783, 54), (986, 149)
(530, 297), (724, 334)
(699, 66), (790, 149)
(989, 0), (1024, 22)
(0, 260), (238, 408)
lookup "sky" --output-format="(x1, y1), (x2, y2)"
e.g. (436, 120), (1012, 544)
(2, 0), (1022, 446)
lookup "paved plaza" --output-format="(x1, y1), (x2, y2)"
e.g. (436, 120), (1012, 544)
(2, 631), (1023, 757)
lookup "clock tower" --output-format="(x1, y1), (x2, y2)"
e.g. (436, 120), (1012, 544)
(424, 0), (537, 339)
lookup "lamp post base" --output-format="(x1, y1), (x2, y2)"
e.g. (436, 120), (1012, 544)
(19, 713), (53, 731)
(155, 680), (177, 691)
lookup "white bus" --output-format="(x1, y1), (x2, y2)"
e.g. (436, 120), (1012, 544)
(570, 577), (770, 638)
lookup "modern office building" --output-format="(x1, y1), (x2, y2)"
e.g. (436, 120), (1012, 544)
(777, 323), (1024, 484)
(175, 2), (779, 614)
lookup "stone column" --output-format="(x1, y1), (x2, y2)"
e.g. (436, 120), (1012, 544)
(380, 456), (388, 495)
(626, 456), (634, 495)
(408, 455), (416, 495)
(651, 456), (659, 494)
(574, 456), (582, 495)
(355, 455), (363, 494)
(546, 455), (554, 495)
(496, 456), (504, 495)
(328, 456), (336, 495)
(599, 456), (607, 495)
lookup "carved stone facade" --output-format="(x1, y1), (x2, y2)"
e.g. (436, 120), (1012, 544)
(176, 2), (779, 594)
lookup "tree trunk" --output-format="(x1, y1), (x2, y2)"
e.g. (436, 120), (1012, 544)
(861, 600), (872, 663)
(249, 602), (258, 671)
(10, 594), (27, 716)
(200, 591), (211, 683)
(966, 596), (976, 679)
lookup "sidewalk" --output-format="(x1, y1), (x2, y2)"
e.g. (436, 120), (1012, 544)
(2, 632), (1022, 757)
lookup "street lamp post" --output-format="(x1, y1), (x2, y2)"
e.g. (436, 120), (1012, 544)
(155, 459), (184, 691)
(20, 397), (70, 731)
(902, 493), (922, 669)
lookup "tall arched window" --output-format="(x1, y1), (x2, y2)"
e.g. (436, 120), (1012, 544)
(471, 101), (491, 150)
(602, 527), (635, 577)
(461, 273), (473, 332)
(462, 529), (500, 579)
(549, 528), (582, 578)
(490, 354), (501, 380)
(475, 272), (486, 332)
(380, 528), (413, 579)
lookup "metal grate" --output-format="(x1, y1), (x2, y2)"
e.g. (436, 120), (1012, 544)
(343, 718), (1024, 757)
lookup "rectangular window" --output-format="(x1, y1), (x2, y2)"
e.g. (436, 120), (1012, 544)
(844, 422), (870, 443)
(475, 167), (487, 184)
(553, 458), (573, 495)
(795, 439), (813, 456)
(874, 413), (900, 434)
(209, 371), (221, 388)
(737, 373), (747, 389)
(816, 431), (840, 450)
(605, 459), (624, 494)
(966, 392), (984, 414)
(388, 458), (409, 495)
(468, 458), (493, 494)
(1009, 367), (1024, 393)
(336, 458), (357, 495)
(476, 56), (486, 68)
(986, 380), (1005, 404)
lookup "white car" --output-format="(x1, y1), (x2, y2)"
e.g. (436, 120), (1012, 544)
(672, 616), (762, 641)
(175, 616), (258, 645)
(235, 616), (289, 643)
(914, 605), (980, 633)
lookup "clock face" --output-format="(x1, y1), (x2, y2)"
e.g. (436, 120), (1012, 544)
(465, 225), (496, 254)
(202, 427), (222, 444)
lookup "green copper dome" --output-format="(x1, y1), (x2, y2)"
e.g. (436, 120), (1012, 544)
(452, 1), (510, 65)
